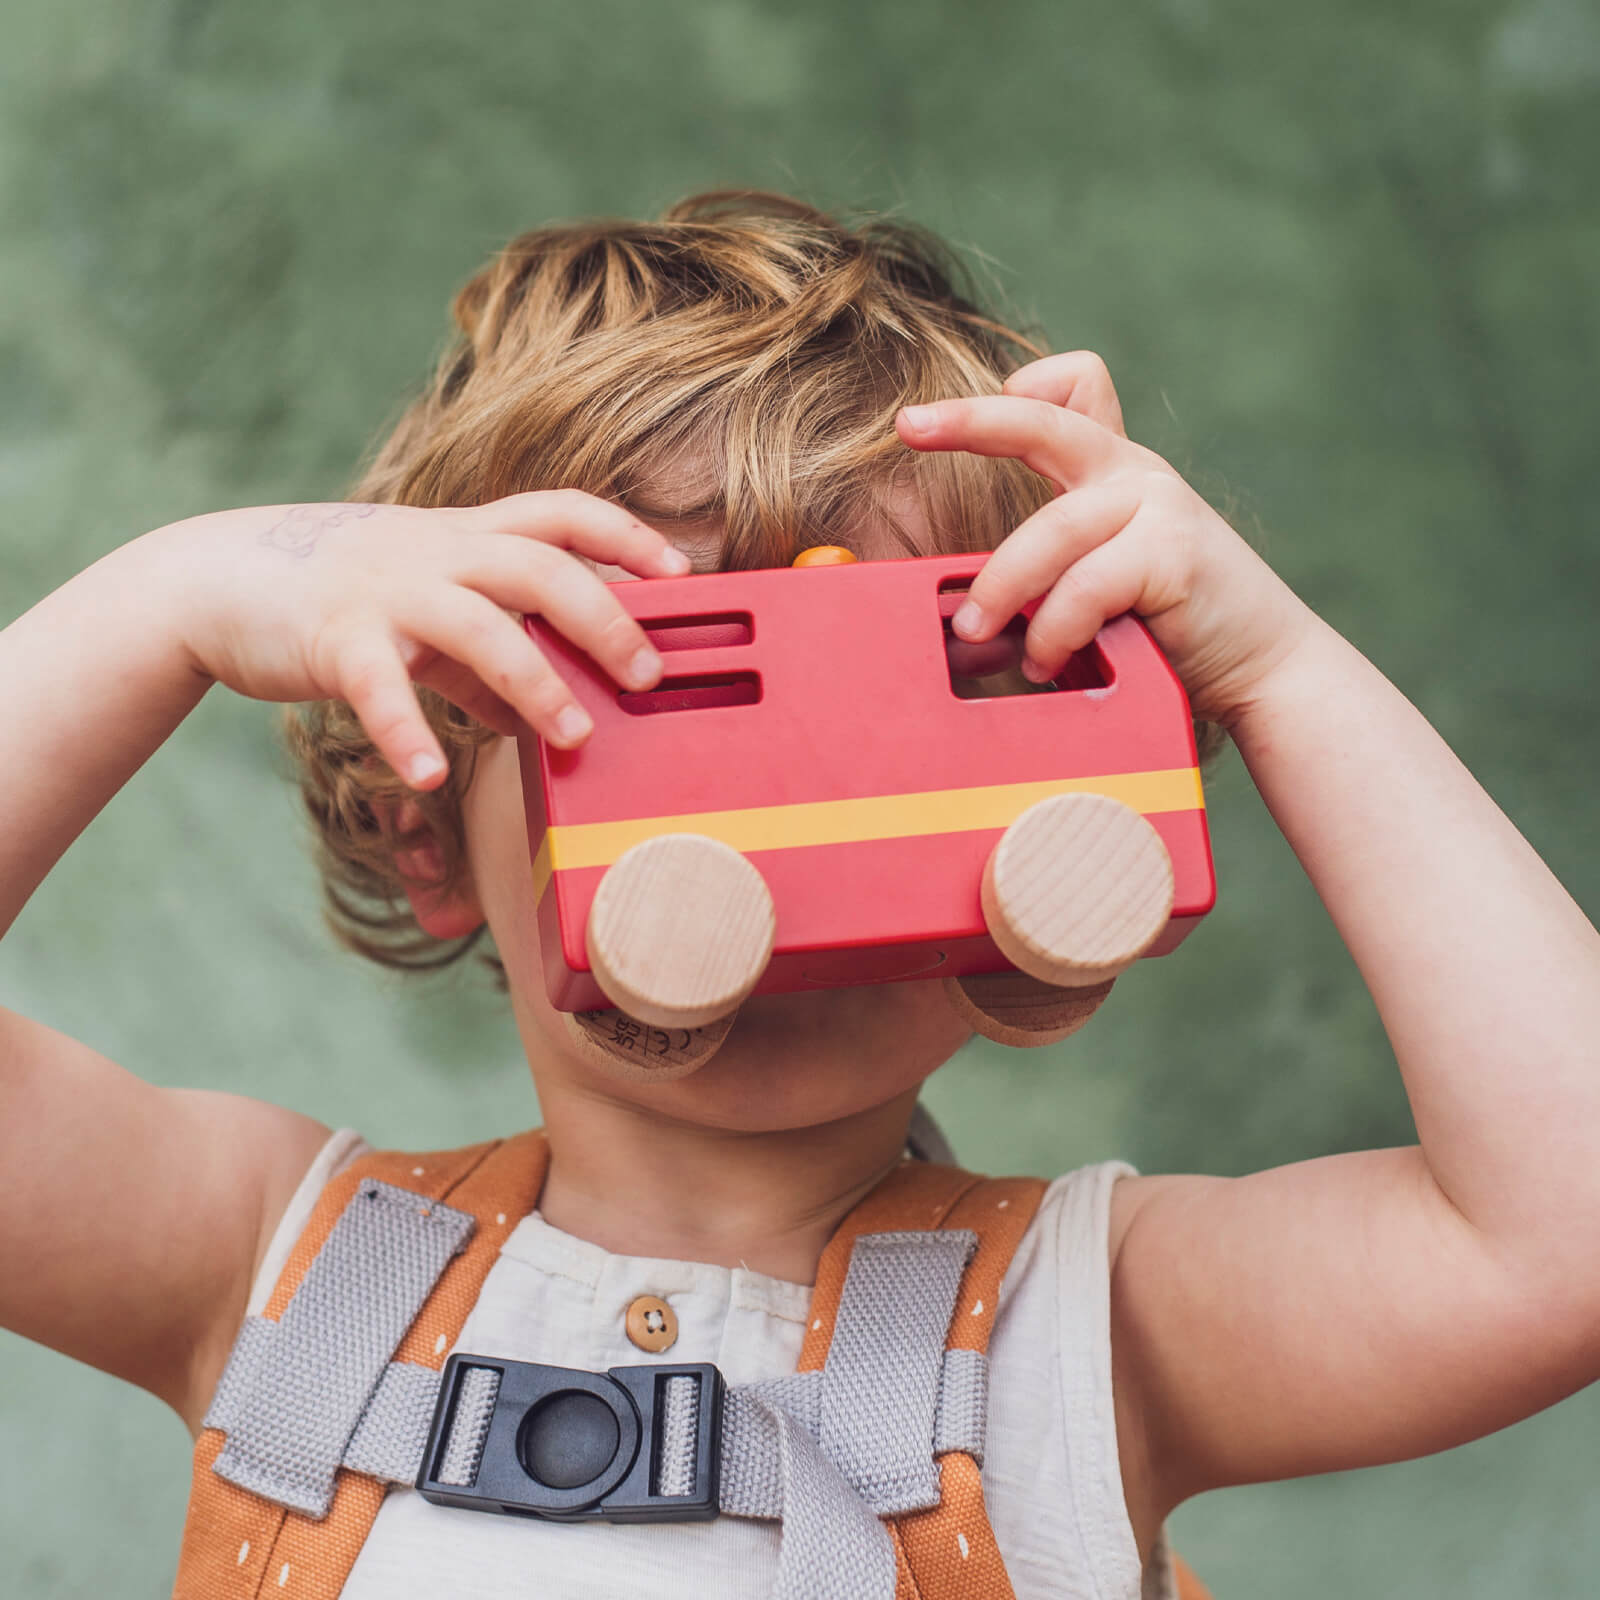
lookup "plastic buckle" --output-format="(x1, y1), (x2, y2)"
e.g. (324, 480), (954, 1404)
(416, 1353), (724, 1523)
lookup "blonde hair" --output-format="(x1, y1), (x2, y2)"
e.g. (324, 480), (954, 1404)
(284, 190), (1065, 981)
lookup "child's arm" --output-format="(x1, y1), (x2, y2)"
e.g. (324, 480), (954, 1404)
(0, 494), (686, 1432)
(900, 358), (1600, 1548)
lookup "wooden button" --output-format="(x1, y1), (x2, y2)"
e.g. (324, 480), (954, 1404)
(625, 1294), (678, 1354)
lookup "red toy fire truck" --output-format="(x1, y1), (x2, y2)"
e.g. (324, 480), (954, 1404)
(518, 552), (1214, 1063)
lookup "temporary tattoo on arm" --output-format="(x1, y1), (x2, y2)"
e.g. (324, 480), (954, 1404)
(258, 502), (379, 558)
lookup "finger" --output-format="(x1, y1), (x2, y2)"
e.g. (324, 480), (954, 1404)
(448, 537), (665, 693)
(1018, 522), (1168, 682)
(897, 394), (1126, 492)
(945, 632), (1023, 679)
(412, 654), (523, 738)
(399, 588), (596, 749)
(1002, 351), (1126, 437)
(326, 627), (450, 789)
(459, 490), (691, 579)
(948, 480), (1141, 643)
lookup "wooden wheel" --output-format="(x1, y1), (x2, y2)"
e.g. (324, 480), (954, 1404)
(562, 1008), (737, 1081)
(586, 833), (776, 1029)
(944, 972), (1115, 1048)
(981, 792), (1174, 988)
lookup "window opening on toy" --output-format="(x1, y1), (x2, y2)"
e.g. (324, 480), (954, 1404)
(937, 579), (1109, 700)
(618, 672), (762, 715)
(639, 612), (753, 652)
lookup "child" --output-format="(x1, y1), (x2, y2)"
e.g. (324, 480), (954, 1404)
(3, 190), (1597, 1599)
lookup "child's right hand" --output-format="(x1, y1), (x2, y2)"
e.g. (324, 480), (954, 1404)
(155, 492), (690, 787)
(0, 490), (687, 1431)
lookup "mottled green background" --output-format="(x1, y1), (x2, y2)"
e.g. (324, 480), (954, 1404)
(2, 0), (1597, 1593)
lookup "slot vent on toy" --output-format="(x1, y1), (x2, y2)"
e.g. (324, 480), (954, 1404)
(938, 583), (1112, 699)
(640, 613), (753, 652)
(618, 673), (762, 715)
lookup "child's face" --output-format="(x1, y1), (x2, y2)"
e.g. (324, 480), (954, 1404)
(456, 512), (975, 1133)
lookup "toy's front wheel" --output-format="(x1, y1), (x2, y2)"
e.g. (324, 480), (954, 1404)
(586, 833), (776, 1029)
(981, 793), (1174, 989)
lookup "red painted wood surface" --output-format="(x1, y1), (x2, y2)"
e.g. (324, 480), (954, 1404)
(520, 553), (1215, 1012)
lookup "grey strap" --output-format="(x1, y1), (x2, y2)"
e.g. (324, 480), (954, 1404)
(820, 1229), (976, 1515)
(204, 1315), (275, 1432)
(207, 1206), (988, 1600)
(763, 1399), (896, 1600)
(346, 1360), (452, 1483)
(720, 1379), (808, 1518)
(707, 1231), (984, 1600)
(373, 1229), (986, 1520)
(267, 1340), (985, 1502)
(717, 1350), (987, 1518)
(206, 1180), (474, 1517)
(904, 1101), (957, 1166)
(433, 1364), (502, 1488)
(931, 1347), (988, 1460)
(656, 1373), (701, 1497)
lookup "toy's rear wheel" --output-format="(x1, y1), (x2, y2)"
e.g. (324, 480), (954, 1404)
(944, 972), (1115, 1048)
(586, 833), (776, 1029)
(981, 793), (1174, 988)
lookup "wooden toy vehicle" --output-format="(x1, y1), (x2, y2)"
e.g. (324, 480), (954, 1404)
(519, 552), (1214, 1074)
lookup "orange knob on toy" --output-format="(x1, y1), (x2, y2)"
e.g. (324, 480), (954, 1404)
(792, 545), (858, 567)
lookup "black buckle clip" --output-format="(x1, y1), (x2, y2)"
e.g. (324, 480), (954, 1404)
(416, 1353), (723, 1524)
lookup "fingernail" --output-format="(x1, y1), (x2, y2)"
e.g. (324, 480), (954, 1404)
(899, 403), (937, 434)
(555, 706), (593, 744)
(660, 548), (692, 575)
(626, 647), (661, 688)
(1020, 656), (1052, 684)
(951, 600), (984, 639)
(407, 752), (446, 786)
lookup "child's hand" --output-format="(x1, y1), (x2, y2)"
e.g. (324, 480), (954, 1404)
(897, 352), (1316, 724)
(158, 493), (689, 787)
(898, 355), (1600, 1563)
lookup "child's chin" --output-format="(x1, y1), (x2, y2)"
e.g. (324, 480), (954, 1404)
(633, 981), (966, 1131)
(733, 973), (957, 1034)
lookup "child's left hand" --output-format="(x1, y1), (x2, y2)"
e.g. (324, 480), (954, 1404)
(897, 352), (1316, 725)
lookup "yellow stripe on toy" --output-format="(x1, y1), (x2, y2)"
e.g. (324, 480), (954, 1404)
(531, 767), (1202, 899)
(530, 831), (556, 905)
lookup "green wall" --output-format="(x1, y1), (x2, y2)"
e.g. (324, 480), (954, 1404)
(2, 0), (1597, 1592)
